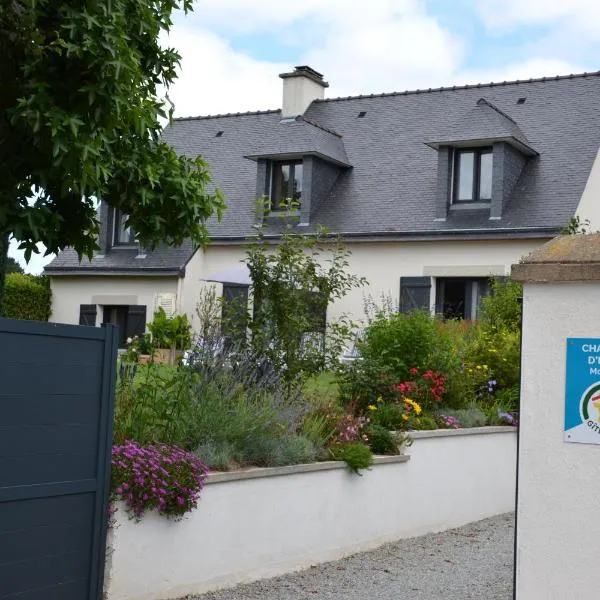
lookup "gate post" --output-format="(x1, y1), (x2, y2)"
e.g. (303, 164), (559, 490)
(512, 234), (600, 599)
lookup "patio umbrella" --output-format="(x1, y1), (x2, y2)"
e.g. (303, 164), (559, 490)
(202, 265), (251, 286)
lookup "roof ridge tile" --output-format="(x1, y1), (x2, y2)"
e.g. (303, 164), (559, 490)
(315, 70), (600, 104)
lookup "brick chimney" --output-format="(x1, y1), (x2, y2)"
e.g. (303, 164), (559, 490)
(279, 66), (328, 118)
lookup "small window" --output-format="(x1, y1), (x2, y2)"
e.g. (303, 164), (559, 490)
(270, 160), (303, 211)
(112, 208), (136, 245)
(453, 148), (493, 203)
(435, 278), (490, 320)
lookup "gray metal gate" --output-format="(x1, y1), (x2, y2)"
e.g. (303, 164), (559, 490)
(0, 318), (118, 600)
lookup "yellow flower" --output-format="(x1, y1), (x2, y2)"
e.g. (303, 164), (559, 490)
(402, 414), (409, 421)
(368, 405), (377, 411)
(376, 395), (383, 404)
(403, 398), (423, 415)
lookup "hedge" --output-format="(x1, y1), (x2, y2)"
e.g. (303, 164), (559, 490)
(1, 273), (52, 321)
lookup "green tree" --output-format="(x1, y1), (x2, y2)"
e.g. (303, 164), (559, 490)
(239, 209), (366, 392)
(6, 257), (24, 275)
(0, 1), (224, 300)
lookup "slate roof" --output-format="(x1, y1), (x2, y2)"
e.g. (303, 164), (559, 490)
(46, 71), (600, 275)
(426, 98), (536, 155)
(45, 240), (196, 275)
(244, 115), (350, 166)
(164, 71), (600, 239)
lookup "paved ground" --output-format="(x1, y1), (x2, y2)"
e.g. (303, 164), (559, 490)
(187, 513), (515, 600)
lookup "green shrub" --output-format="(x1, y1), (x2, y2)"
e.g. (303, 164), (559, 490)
(113, 363), (198, 447)
(371, 403), (406, 430)
(366, 424), (400, 455)
(241, 434), (318, 468)
(493, 386), (520, 413)
(338, 310), (456, 411)
(148, 307), (192, 349)
(360, 310), (447, 380)
(334, 442), (374, 473)
(480, 278), (522, 332)
(412, 415), (438, 430)
(1, 273), (51, 321)
(464, 325), (520, 391)
(441, 406), (488, 428)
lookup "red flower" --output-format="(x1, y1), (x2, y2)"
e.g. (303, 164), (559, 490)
(409, 367), (419, 375)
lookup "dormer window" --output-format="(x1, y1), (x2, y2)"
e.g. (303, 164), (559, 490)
(112, 208), (136, 245)
(453, 148), (493, 203)
(270, 160), (303, 211)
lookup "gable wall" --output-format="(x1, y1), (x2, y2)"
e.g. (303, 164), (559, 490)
(199, 238), (546, 326)
(50, 276), (179, 327)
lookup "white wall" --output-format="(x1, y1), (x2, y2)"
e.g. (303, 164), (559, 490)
(50, 237), (543, 332)
(105, 428), (516, 600)
(516, 282), (600, 599)
(50, 276), (179, 326)
(575, 148), (600, 231)
(201, 238), (544, 324)
(178, 249), (205, 331)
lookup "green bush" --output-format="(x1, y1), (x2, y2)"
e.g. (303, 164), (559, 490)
(371, 403), (406, 430)
(480, 278), (522, 332)
(441, 406), (488, 428)
(334, 442), (373, 473)
(148, 307), (192, 349)
(1, 273), (51, 321)
(360, 310), (447, 379)
(338, 310), (456, 411)
(464, 326), (521, 391)
(366, 424), (400, 455)
(411, 415), (438, 430)
(113, 363), (198, 447)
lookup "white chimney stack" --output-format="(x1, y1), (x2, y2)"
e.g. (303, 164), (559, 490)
(279, 66), (329, 118)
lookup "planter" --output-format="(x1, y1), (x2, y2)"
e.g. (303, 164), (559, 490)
(153, 348), (171, 364)
(153, 347), (184, 365)
(105, 427), (517, 600)
(137, 354), (152, 365)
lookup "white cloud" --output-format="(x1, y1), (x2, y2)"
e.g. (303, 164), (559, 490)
(164, 1), (589, 119)
(166, 0), (464, 116)
(163, 28), (286, 117)
(454, 58), (588, 87)
(477, 0), (600, 29)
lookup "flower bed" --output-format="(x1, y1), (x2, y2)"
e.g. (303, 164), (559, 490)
(104, 426), (516, 600)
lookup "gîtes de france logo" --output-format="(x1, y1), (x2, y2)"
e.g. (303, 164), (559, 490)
(566, 381), (600, 442)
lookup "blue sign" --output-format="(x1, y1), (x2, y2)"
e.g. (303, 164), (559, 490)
(565, 338), (600, 445)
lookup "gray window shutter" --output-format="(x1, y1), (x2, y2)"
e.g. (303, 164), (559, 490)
(79, 304), (97, 326)
(399, 277), (431, 313)
(126, 305), (146, 339)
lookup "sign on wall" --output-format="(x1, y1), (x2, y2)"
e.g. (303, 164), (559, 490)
(565, 338), (600, 445)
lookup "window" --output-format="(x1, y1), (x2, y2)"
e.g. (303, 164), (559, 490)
(270, 160), (303, 211)
(102, 305), (146, 348)
(435, 278), (490, 320)
(112, 208), (136, 245)
(453, 148), (493, 203)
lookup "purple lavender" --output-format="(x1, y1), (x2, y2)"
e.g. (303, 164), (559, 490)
(111, 441), (208, 520)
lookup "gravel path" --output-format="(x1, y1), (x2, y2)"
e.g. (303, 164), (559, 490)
(188, 513), (514, 600)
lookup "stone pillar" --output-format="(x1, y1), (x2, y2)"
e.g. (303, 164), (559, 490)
(512, 234), (600, 600)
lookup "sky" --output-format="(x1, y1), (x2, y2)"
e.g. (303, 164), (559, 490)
(12, 0), (600, 274)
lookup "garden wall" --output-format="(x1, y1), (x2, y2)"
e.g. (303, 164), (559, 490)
(105, 427), (516, 600)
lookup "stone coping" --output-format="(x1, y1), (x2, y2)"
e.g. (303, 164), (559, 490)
(206, 454), (410, 485)
(410, 425), (516, 439)
(512, 234), (600, 282)
(205, 427), (515, 484)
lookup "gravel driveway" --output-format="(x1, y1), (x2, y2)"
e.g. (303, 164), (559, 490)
(187, 513), (515, 600)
